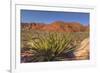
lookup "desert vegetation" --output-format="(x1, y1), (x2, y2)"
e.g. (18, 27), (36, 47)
(21, 22), (89, 63)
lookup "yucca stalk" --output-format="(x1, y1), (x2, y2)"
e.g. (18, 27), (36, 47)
(27, 31), (76, 62)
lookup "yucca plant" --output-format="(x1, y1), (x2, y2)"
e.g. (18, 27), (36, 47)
(27, 31), (76, 62)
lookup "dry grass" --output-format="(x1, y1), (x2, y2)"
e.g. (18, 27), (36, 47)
(21, 29), (89, 62)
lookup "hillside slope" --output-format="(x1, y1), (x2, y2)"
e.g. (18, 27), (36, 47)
(21, 21), (89, 32)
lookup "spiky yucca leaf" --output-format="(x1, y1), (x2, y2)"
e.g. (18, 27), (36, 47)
(27, 31), (76, 61)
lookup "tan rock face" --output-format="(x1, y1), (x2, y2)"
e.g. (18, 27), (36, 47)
(74, 38), (89, 60)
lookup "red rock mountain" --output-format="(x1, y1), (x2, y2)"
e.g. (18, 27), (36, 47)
(21, 21), (89, 32)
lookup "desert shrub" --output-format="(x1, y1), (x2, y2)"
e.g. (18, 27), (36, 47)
(26, 32), (76, 62)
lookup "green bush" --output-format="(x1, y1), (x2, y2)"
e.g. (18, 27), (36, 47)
(27, 32), (76, 62)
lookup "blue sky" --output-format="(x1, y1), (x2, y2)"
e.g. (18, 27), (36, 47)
(21, 10), (89, 25)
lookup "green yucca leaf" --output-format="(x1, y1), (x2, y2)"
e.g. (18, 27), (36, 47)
(26, 31), (76, 61)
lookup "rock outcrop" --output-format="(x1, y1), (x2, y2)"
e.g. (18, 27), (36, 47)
(21, 21), (89, 32)
(74, 38), (89, 60)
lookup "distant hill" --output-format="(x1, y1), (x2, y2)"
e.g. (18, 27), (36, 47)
(21, 21), (89, 32)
